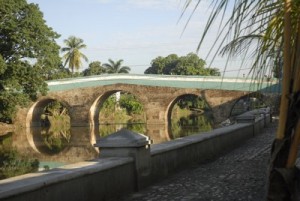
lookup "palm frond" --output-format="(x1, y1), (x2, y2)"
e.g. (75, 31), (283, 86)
(61, 36), (88, 73)
(183, 0), (300, 197)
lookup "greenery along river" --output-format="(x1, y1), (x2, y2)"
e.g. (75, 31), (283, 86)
(0, 92), (216, 179)
(98, 92), (214, 139)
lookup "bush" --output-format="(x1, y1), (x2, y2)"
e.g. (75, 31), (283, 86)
(0, 148), (39, 179)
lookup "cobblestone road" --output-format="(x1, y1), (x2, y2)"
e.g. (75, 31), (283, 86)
(121, 121), (278, 201)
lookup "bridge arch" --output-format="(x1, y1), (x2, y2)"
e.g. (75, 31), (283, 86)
(166, 93), (204, 124)
(26, 97), (71, 128)
(25, 97), (72, 156)
(89, 89), (146, 136)
(229, 92), (268, 117)
(165, 92), (207, 138)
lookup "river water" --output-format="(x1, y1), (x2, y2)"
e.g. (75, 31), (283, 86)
(0, 113), (214, 178)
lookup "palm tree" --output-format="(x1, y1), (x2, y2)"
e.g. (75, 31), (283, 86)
(184, 0), (300, 199)
(61, 36), (88, 74)
(103, 59), (131, 74)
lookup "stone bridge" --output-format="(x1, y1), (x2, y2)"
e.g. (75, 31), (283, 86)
(15, 74), (280, 133)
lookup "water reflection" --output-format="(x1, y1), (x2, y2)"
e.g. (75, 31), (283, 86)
(169, 113), (214, 139)
(0, 126), (101, 180)
(99, 120), (146, 137)
(98, 123), (168, 143)
(0, 111), (214, 179)
(0, 127), (98, 176)
(28, 127), (98, 160)
(0, 133), (39, 179)
(38, 127), (71, 154)
(98, 113), (214, 142)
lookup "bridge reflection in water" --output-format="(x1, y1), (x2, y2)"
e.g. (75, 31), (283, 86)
(4, 113), (213, 170)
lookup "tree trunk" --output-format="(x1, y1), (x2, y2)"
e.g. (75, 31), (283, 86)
(267, 1), (300, 200)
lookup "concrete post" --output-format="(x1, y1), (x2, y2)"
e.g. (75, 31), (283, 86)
(94, 129), (152, 190)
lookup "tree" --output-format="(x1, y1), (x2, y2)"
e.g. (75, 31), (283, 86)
(61, 36), (88, 74)
(184, 0), (300, 199)
(0, 0), (61, 122)
(144, 53), (220, 76)
(47, 65), (73, 80)
(103, 59), (130, 74)
(144, 56), (172, 74)
(82, 61), (106, 76)
(0, 148), (39, 179)
(145, 54), (179, 74)
(119, 93), (143, 115)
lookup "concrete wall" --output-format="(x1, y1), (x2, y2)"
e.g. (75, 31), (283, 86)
(147, 123), (254, 186)
(0, 112), (271, 201)
(0, 158), (136, 201)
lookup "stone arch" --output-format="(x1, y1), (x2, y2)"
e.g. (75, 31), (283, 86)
(165, 92), (205, 138)
(26, 97), (71, 128)
(166, 93), (203, 124)
(229, 92), (268, 117)
(202, 89), (251, 123)
(25, 97), (72, 156)
(89, 89), (146, 135)
(29, 126), (70, 155)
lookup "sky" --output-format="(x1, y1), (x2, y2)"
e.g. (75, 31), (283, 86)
(27, 0), (250, 77)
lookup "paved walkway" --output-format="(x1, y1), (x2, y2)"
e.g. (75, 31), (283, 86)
(121, 121), (278, 201)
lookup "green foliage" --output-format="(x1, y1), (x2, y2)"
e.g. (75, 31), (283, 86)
(99, 93), (145, 124)
(119, 93), (143, 115)
(0, 137), (39, 179)
(0, 55), (6, 75)
(44, 101), (66, 117)
(46, 65), (73, 80)
(177, 96), (209, 110)
(62, 36), (88, 74)
(0, 0), (62, 122)
(41, 100), (70, 130)
(83, 61), (106, 76)
(144, 54), (178, 74)
(99, 122), (146, 137)
(40, 101), (71, 154)
(182, 1), (286, 80)
(145, 54), (172, 74)
(99, 125), (117, 137)
(170, 114), (213, 139)
(41, 130), (70, 154)
(144, 53), (220, 76)
(101, 96), (116, 111)
(0, 92), (29, 123)
(126, 121), (146, 134)
(170, 95), (213, 139)
(103, 59), (131, 74)
(99, 96), (118, 123)
(0, 133), (13, 148)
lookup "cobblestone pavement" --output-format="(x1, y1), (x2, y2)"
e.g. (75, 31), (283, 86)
(121, 121), (278, 201)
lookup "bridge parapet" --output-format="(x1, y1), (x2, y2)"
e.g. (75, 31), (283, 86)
(47, 74), (281, 93)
